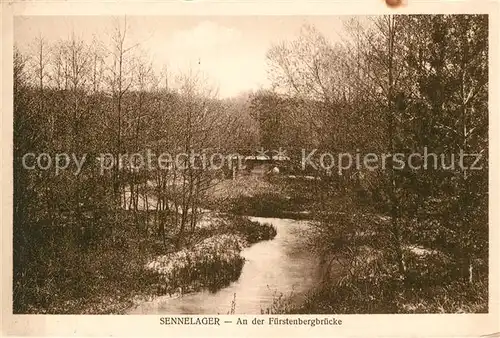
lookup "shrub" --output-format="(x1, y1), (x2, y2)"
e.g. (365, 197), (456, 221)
(146, 234), (247, 294)
(223, 215), (277, 244)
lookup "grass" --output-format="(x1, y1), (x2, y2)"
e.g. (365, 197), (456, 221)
(204, 176), (316, 218)
(204, 176), (290, 217)
(260, 288), (296, 314)
(292, 273), (488, 314)
(14, 220), (162, 314)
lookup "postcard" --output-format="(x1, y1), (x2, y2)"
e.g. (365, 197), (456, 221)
(1, 0), (499, 337)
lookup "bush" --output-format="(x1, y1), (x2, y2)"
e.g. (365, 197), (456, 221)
(146, 234), (247, 294)
(222, 215), (277, 244)
(14, 219), (162, 314)
(191, 214), (277, 245)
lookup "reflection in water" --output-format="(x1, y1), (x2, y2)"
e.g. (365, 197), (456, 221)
(128, 217), (320, 314)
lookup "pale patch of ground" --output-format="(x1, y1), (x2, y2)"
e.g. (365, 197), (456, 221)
(207, 175), (281, 199)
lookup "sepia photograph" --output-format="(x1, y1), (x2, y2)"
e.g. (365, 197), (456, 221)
(11, 13), (491, 318)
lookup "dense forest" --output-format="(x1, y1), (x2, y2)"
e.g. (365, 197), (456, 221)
(14, 15), (488, 314)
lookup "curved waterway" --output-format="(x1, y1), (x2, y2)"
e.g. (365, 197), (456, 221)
(128, 217), (320, 314)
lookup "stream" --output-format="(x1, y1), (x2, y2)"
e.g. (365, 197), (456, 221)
(127, 217), (320, 314)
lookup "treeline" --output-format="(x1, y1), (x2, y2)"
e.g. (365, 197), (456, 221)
(250, 15), (488, 312)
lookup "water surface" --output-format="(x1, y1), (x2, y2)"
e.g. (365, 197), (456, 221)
(128, 217), (319, 314)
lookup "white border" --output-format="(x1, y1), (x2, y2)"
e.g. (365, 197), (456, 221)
(1, 1), (499, 337)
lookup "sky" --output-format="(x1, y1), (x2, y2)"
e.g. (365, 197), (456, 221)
(14, 16), (346, 98)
